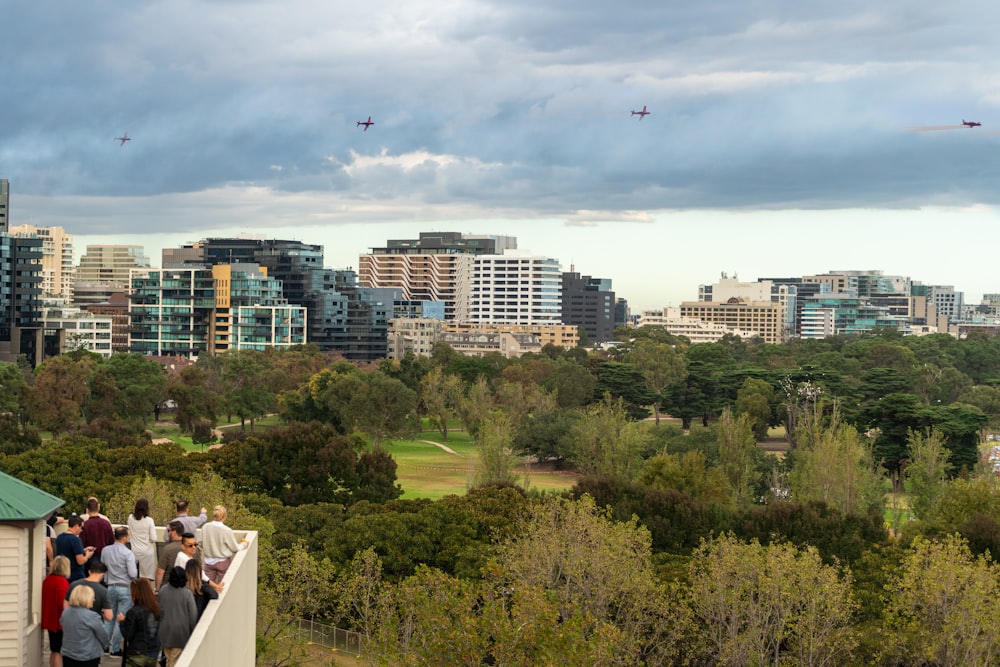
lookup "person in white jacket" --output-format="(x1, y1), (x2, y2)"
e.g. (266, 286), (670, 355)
(200, 506), (246, 583)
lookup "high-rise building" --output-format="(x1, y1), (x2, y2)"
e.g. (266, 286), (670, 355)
(679, 299), (786, 344)
(469, 250), (562, 325)
(211, 263), (306, 353)
(74, 244), (150, 306)
(9, 225), (74, 300)
(0, 179), (9, 232)
(129, 268), (216, 358)
(358, 232), (516, 320)
(164, 238), (389, 360)
(561, 270), (615, 343)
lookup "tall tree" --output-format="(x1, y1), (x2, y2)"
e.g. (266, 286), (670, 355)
(625, 339), (688, 425)
(473, 411), (520, 489)
(341, 371), (419, 450)
(567, 396), (648, 480)
(735, 377), (775, 440)
(716, 408), (760, 505)
(905, 428), (952, 521)
(25, 355), (95, 433)
(420, 366), (464, 441)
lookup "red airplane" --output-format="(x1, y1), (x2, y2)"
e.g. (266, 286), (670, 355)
(356, 116), (374, 131)
(115, 132), (131, 146)
(631, 105), (650, 120)
(962, 119), (982, 127)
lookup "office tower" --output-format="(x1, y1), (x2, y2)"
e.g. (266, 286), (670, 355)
(0, 179), (8, 232)
(74, 244), (151, 306)
(0, 180), (44, 364)
(561, 270), (615, 343)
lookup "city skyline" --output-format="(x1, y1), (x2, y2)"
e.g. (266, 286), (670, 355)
(3, 2), (999, 309)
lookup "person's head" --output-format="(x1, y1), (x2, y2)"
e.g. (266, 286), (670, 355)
(47, 509), (64, 528)
(213, 505), (227, 522)
(49, 555), (71, 579)
(85, 497), (100, 514)
(133, 498), (149, 521)
(68, 583), (95, 609)
(185, 558), (203, 595)
(181, 533), (198, 557)
(66, 515), (84, 533)
(87, 560), (107, 579)
(167, 520), (184, 541)
(176, 499), (189, 515)
(130, 578), (161, 619)
(168, 566), (187, 588)
(114, 525), (130, 542)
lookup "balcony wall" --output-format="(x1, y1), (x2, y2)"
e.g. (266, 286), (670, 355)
(176, 529), (258, 667)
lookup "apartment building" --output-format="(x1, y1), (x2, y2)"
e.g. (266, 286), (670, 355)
(679, 298), (786, 344)
(637, 307), (761, 343)
(8, 224), (74, 300)
(387, 317), (445, 360)
(441, 321), (579, 348)
(74, 244), (150, 306)
(469, 250), (562, 325)
(40, 300), (113, 357)
(561, 270), (615, 343)
(359, 232), (516, 320)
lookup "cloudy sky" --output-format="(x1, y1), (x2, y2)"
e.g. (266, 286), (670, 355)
(3, 1), (999, 309)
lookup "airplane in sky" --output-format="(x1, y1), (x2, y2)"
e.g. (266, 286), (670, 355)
(631, 105), (650, 120)
(962, 119), (982, 127)
(356, 116), (374, 131)
(115, 132), (131, 146)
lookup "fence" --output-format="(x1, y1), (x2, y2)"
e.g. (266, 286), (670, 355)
(294, 619), (367, 658)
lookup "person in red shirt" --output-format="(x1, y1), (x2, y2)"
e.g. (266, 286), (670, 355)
(42, 555), (71, 667)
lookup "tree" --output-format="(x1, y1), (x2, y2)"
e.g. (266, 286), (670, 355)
(167, 365), (219, 433)
(917, 404), (988, 474)
(788, 408), (884, 518)
(420, 367), (464, 441)
(687, 533), (857, 666)
(716, 408), (759, 505)
(458, 376), (493, 440)
(214, 350), (275, 431)
(885, 535), (1000, 667)
(25, 355), (95, 433)
(541, 361), (596, 409)
(625, 339), (688, 424)
(341, 371), (419, 450)
(735, 377), (775, 440)
(858, 392), (921, 486)
(592, 361), (657, 420)
(473, 412), (520, 489)
(99, 353), (167, 422)
(0, 361), (28, 416)
(905, 428), (952, 521)
(567, 396), (648, 480)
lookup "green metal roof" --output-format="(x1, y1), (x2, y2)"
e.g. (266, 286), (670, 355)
(0, 470), (64, 521)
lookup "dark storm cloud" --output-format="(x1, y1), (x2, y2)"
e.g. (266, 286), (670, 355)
(2, 0), (999, 233)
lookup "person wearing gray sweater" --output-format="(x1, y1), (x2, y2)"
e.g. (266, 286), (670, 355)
(158, 566), (198, 667)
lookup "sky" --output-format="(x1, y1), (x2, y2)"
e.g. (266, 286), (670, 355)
(3, 0), (1000, 310)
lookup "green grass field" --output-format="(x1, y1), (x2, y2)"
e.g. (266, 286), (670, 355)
(384, 428), (579, 500)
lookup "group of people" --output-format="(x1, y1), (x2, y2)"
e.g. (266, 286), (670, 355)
(42, 498), (246, 667)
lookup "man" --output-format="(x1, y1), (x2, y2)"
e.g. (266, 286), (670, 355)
(101, 525), (137, 656)
(55, 515), (97, 582)
(80, 497), (114, 562)
(156, 521), (185, 590)
(167, 499), (207, 542)
(66, 560), (113, 623)
(175, 533), (223, 593)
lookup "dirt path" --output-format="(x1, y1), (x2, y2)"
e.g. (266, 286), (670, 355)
(417, 439), (461, 456)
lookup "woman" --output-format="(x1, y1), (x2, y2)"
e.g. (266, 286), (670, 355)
(42, 555), (71, 667)
(185, 559), (219, 619)
(119, 578), (161, 666)
(127, 498), (158, 581)
(158, 566), (198, 667)
(60, 584), (109, 667)
(201, 505), (246, 583)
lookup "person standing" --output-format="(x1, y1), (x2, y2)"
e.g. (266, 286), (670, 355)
(79, 498), (114, 563)
(60, 585), (109, 667)
(55, 515), (96, 582)
(101, 525), (137, 656)
(127, 498), (158, 582)
(42, 556), (71, 667)
(66, 561), (113, 624)
(201, 505), (246, 583)
(118, 579), (161, 666)
(155, 521), (185, 590)
(158, 566), (198, 667)
(167, 500), (207, 542)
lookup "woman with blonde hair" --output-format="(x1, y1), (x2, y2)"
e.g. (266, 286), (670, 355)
(60, 584), (109, 667)
(201, 504), (246, 583)
(42, 555), (71, 667)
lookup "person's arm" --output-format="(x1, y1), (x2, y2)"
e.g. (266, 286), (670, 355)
(195, 508), (208, 528)
(155, 567), (165, 590)
(127, 551), (138, 580)
(45, 538), (54, 564)
(102, 606), (113, 622)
